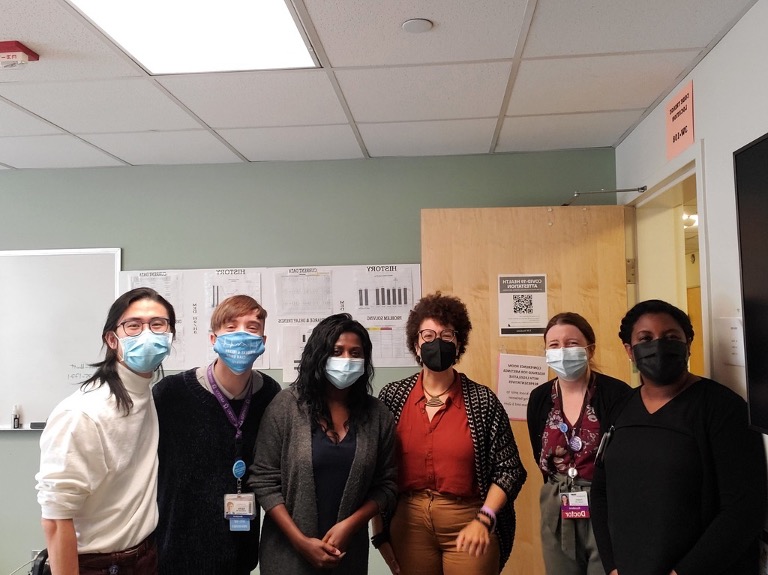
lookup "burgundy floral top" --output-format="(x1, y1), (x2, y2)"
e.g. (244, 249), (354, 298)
(538, 378), (601, 481)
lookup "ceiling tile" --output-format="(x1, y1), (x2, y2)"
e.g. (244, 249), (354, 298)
(81, 131), (243, 165)
(360, 118), (497, 157)
(0, 78), (200, 133)
(305, 0), (525, 67)
(0, 135), (125, 169)
(525, 0), (757, 57)
(0, 0), (143, 82)
(158, 70), (349, 128)
(217, 125), (364, 161)
(336, 62), (512, 123)
(0, 100), (62, 136)
(497, 110), (645, 152)
(507, 51), (700, 115)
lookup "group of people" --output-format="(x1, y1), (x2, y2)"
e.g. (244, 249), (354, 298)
(528, 300), (767, 575)
(34, 286), (767, 575)
(35, 289), (526, 575)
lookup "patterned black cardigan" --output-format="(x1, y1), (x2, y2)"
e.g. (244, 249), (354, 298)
(378, 371), (528, 573)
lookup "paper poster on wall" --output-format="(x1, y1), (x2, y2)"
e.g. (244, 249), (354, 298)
(666, 80), (694, 160)
(122, 263), (420, 375)
(272, 264), (421, 375)
(497, 353), (549, 420)
(715, 317), (746, 367)
(498, 274), (548, 335)
(123, 267), (267, 371)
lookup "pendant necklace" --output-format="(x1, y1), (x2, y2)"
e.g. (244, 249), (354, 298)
(424, 379), (455, 407)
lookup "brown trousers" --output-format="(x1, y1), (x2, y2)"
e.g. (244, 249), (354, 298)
(78, 535), (157, 575)
(390, 491), (500, 575)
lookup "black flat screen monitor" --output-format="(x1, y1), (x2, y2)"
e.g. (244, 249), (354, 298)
(734, 131), (768, 434)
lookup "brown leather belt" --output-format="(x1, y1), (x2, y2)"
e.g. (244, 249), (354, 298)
(78, 533), (155, 571)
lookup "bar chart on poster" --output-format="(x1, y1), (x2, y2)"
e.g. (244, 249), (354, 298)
(0, 249), (120, 429)
(121, 263), (421, 381)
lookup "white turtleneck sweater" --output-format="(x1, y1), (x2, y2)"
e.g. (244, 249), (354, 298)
(36, 363), (159, 553)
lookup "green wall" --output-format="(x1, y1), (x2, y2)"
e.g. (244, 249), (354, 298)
(0, 149), (615, 573)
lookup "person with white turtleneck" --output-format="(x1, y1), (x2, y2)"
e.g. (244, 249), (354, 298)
(36, 287), (176, 575)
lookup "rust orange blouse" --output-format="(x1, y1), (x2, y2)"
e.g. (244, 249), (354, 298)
(395, 370), (478, 498)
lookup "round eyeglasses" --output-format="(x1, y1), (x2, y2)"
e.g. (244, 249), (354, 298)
(117, 317), (172, 337)
(419, 329), (458, 343)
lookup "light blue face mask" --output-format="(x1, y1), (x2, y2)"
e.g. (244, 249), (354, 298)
(325, 357), (365, 389)
(545, 346), (589, 381)
(119, 330), (173, 374)
(213, 331), (266, 375)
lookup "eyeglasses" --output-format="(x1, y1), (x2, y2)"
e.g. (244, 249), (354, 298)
(419, 329), (458, 343)
(117, 317), (172, 336)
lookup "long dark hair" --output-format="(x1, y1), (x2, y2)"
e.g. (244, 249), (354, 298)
(82, 287), (176, 415)
(293, 313), (374, 436)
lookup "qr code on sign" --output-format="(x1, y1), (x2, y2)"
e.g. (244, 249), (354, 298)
(513, 294), (534, 314)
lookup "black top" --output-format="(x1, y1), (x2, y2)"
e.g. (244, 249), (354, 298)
(312, 426), (357, 536)
(527, 371), (630, 481)
(591, 378), (767, 575)
(153, 368), (281, 575)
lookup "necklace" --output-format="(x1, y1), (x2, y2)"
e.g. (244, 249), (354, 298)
(424, 380), (455, 407)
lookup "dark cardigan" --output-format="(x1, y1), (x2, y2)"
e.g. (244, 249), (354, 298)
(526, 371), (631, 481)
(379, 372), (527, 573)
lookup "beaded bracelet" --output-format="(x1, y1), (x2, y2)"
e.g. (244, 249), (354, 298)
(371, 531), (389, 549)
(473, 515), (493, 533)
(477, 505), (497, 532)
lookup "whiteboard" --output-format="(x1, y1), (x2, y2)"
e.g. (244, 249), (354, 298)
(0, 249), (120, 429)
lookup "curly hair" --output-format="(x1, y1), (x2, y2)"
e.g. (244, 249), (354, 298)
(293, 313), (374, 436)
(618, 299), (694, 345)
(406, 292), (472, 360)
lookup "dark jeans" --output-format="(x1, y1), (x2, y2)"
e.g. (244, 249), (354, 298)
(79, 535), (157, 575)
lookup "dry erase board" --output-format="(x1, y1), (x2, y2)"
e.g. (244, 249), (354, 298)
(0, 249), (120, 429)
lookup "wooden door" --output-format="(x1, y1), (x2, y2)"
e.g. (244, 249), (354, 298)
(421, 206), (632, 575)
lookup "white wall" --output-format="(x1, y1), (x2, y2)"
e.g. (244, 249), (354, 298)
(615, 0), (768, 395)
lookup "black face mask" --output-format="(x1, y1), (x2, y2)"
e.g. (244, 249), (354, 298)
(632, 338), (689, 385)
(419, 339), (457, 372)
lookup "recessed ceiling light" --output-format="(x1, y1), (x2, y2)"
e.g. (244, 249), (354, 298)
(65, 0), (317, 74)
(402, 18), (434, 33)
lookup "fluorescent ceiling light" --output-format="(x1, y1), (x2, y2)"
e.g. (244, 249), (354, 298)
(67, 0), (317, 74)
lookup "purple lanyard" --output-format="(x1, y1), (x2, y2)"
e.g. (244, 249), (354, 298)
(207, 364), (252, 442)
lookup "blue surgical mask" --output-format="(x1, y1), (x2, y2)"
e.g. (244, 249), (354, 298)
(213, 331), (265, 375)
(325, 357), (365, 389)
(119, 330), (173, 374)
(545, 347), (589, 381)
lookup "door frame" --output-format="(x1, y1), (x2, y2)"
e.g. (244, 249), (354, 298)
(621, 140), (711, 376)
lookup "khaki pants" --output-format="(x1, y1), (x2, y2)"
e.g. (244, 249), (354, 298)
(539, 479), (602, 575)
(390, 491), (500, 575)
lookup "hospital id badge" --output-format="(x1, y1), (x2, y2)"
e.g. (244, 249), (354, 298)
(224, 493), (256, 519)
(560, 490), (590, 520)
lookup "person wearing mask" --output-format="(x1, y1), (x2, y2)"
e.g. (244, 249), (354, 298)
(527, 312), (630, 575)
(591, 299), (767, 575)
(375, 292), (527, 575)
(153, 295), (280, 574)
(250, 313), (397, 575)
(36, 287), (176, 574)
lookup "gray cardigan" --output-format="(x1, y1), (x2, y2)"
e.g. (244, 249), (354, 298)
(248, 388), (397, 575)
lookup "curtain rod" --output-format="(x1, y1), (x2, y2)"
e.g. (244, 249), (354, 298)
(561, 186), (647, 206)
